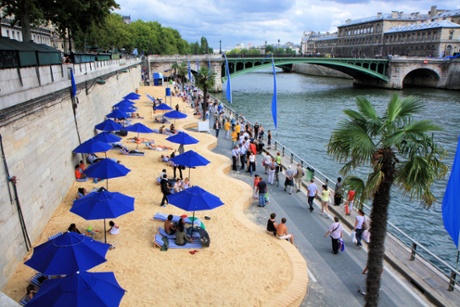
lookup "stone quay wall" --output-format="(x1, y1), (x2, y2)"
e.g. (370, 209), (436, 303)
(292, 63), (352, 79)
(0, 59), (141, 288)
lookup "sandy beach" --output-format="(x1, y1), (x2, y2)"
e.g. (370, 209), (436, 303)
(2, 85), (307, 306)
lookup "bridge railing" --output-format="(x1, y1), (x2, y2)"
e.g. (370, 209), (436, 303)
(205, 90), (460, 293)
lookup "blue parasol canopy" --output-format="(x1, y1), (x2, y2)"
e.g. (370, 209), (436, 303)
(155, 103), (173, 111)
(106, 109), (128, 119)
(169, 150), (210, 168)
(26, 271), (126, 307)
(84, 158), (130, 180)
(92, 132), (122, 144)
(123, 92), (141, 100)
(24, 232), (110, 275)
(166, 131), (199, 145)
(95, 119), (123, 132)
(164, 110), (187, 119)
(73, 138), (112, 154)
(71, 190), (135, 220)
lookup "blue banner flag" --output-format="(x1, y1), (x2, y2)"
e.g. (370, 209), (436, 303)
(70, 69), (77, 97)
(187, 60), (192, 82)
(223, 54), (232, 104)
(271, 56), (277, 130)
(443, 135), (460, 250)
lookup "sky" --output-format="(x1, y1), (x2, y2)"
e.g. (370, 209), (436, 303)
(116, 0), (460, 51)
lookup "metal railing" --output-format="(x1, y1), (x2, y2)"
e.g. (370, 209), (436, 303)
(204, 91), (460, 292)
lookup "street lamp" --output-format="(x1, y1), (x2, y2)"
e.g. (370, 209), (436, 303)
(219, 40), (222, 54)
(278, 39), (280, 55)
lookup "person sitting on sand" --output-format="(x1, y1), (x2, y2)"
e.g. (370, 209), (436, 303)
(130, 113), (144, 119)
(170, 124), (176, 134)
(159, 154), (170, 162)
(154, 117), (167, 124)
(107, 221), (119, 235)
(181, 177), (191, 189)
(68, 223), (81, 234)
(78, 160), (86, 171)
(87, 153), (101, 165)
(172, 178), (182, 193)
(75, 164), (87, 180)
(76, 187), (87, 199)
(276, 217), (294, 244)
(23, 284), (37, 304)
(164, 214), (177, 235)
(156, 169), (167, 184)
(266, 213), (277, 236)
(175, 222), (192, 246)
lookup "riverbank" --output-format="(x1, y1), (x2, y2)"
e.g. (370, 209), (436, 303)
(2, 85), (307, 306)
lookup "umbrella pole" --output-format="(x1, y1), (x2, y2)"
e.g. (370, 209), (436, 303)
(190, 211), (196, 238)
(104, 218), (107, 244)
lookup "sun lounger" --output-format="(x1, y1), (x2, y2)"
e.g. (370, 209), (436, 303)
(29, 272), (44, 287)
(76, 178), (88, 182)
(153, 233), (202, 249)
(19, 295), (29, 306)
(153, 212), (204, 228)
(48, 232), (63, 241)
(119, 149), (145, 156)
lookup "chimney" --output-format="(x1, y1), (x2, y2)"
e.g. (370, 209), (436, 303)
(345, 18), (351, 24)
(391, 11), (398, 19)
(377, 12), (382, 18)
(430, 6), (437, 17)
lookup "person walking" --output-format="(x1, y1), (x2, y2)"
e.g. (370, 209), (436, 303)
(247, 151), (256, 175)
(267, 130), (272, 149)
(231, 145), (239, 171)
(214, 119), (221, 138)
(320, 184), (330, 218)
(324, 216), (342, 254)
(334, 177), (343, 206)
(256, 177), (268, 207)
(267, 158), (276, 185)
(284, 165), (295, 194)
(224, 119), (230, 139)
(307, 179), (318, 212)
(354, 209), (366, 248)
(295, 163), (304, 193)
(239, 143), (247, 170)
(160, 174), (171, 207)
(253, 122), (260, 140)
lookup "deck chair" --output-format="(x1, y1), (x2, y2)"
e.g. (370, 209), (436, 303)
(19, 295), (28, 306)
(29, 272), (44, 287)
(48, 232), (63, 240)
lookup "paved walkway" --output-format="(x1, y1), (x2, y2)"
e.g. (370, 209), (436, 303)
(207, 127), (430, 306)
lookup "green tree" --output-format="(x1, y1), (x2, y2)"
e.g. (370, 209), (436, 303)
(1, 0), (44, 42)
(327, 95), (447, 307)
(265, 45), (274, 54)
(195, 66), (216, 121)
(200, 36), (208, 54)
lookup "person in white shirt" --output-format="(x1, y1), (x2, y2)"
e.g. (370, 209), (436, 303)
(324, 217), (342, 254)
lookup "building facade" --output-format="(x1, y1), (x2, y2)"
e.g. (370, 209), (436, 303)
(303, 6), (460, 58)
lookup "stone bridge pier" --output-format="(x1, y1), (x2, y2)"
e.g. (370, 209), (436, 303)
(147, 55), (224, 92)
(353, 57), (459, 90)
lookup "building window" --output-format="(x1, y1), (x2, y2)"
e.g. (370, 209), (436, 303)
(449, 31), (454, 40)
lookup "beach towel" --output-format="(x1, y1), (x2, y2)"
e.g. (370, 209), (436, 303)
(154, 233), (202, 249)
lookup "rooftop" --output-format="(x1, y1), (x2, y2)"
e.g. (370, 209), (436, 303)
(339, 12), (429, 27)
(386, 20), (460, 33)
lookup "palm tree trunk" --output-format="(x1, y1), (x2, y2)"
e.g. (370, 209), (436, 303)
(202, 87), (208, 121)
(365, 149), (395, 307)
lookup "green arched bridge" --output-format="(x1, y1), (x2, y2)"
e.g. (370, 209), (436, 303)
(223, 56), (389, 82)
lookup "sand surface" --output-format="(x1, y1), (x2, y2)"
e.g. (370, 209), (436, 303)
(3, 85), (306, 306)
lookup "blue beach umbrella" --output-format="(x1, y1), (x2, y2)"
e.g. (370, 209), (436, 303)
(73, 138), (112, 155)
(166, 131), (199, 145)
(106, 109), (128, 119)
(169, 149), (210, 180)
(164, 110), (187, 120)
(123, 92), (141, 100)
(24, 232), (110, 276)
(26, 271), (126, 307)
(155, 103), (173, 111)
(116, 106), (138, 113)
(95, 119), (123, 132)
(84, 158), (130, 189)
(124, 123), (154, 149)
(71, 190), (135, 243)
(168, 185), (224, 234)
(92, 132), (122, 144)
(113, 99), (136, 109)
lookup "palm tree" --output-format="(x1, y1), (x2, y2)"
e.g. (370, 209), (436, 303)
(195, 66), (216, 121)
(327, 94), (447, 307)
(171, 62), (188, 91)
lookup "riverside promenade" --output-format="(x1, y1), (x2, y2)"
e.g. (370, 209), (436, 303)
(200, 105), (459, 306)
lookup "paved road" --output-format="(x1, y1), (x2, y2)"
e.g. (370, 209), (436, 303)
(208, 128), (431, 307)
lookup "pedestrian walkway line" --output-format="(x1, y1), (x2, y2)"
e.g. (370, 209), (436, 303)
(307, 269), (317, 283)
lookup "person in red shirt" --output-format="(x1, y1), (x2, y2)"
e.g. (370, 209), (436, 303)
(249, 141), (257, 155)
(75, 164), (86, 180)
(345, 190), (356, 215)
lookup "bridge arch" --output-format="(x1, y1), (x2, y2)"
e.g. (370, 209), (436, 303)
(402, 68), (440, 88)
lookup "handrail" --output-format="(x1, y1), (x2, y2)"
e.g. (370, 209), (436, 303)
(204, 90), (460, 291)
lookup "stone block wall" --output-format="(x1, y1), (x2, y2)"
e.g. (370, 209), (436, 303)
(0, 65), (141, 288)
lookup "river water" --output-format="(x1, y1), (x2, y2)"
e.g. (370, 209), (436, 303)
(215, 69), (460, 272)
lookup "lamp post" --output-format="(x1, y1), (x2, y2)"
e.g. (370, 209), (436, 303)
(278, 39), (280, 56)
(219, 40), (222, 54)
